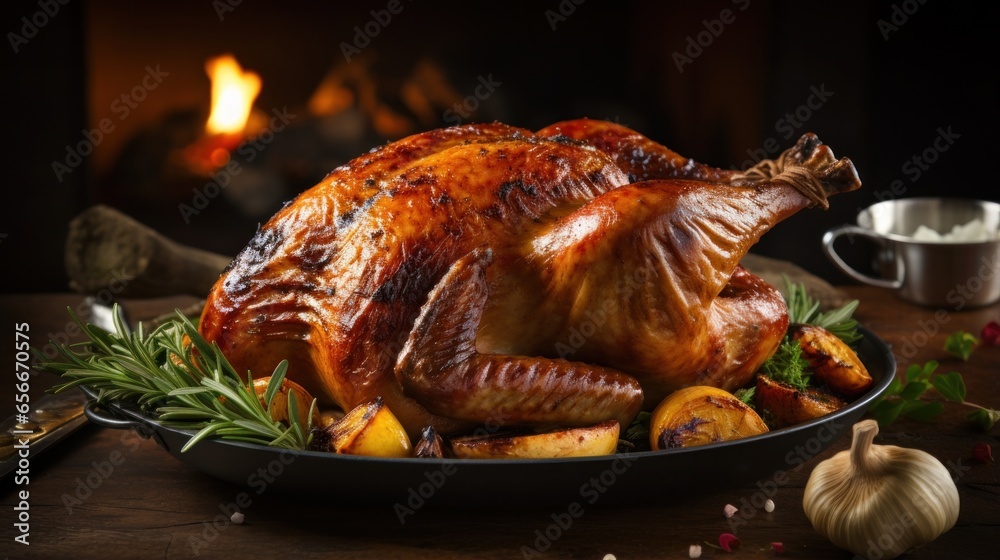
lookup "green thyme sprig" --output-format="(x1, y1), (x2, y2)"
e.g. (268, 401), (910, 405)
(760, 337), (811, 391)
(38, 306), (315, 452)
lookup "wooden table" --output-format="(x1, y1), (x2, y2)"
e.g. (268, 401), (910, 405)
(1, 287), (997, 559)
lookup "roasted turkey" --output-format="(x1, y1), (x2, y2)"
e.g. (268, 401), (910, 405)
(199, 119), (861, 436)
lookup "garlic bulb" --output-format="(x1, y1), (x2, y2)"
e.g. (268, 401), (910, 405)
(802, 419), (959, 559)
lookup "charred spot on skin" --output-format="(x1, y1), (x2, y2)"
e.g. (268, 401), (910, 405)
(497, 179), (535, 200)
(371, 245), (436, 305)
(296, 245), (337, 272)
(225, 228), (283, 289)
(339, 192), (383, 229)
(483, 204), (503, 220)
(370, 229), (384, 240)
(407, 174), (437, 188)
(364, 178), (376, 188)
(587, 170), (605, 185)
(498, 180), (518, 200)
(479, 147), (489, 157)
(547, 134), (586, 147)
(244, 228), (281, 264)
(435, 193), (452, 205)
(336, 209), (357, 229)
(224, 277), (251, 295)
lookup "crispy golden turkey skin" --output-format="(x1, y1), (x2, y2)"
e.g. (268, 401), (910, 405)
(199, 119), (860, 436)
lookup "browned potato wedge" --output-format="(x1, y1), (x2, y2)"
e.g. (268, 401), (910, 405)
(325, 397), (412, 458)
(450, 420), (619, 459)
(251, 376), (321, 428)
(649, 386), (768, 450)
(790, 324), (873, 398)
(754, 374), (847, 428)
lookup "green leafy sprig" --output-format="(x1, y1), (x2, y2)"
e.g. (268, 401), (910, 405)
(38, 306), (315, 452)
(760, 338), (811, 391)
(784, 277), (862, 345)
(754, 279), (862, 390)
(624, 411), (651, 445)
(870, 360), (999, 430)
(734, 387), (756, 405)
(944, 331), (979, 361)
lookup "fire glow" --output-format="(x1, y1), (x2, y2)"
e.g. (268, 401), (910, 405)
(182, 54), (261, 174)
(205, 54), (260, 136)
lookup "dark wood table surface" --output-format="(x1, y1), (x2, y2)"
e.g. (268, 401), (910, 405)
(1, 286), (997, 559)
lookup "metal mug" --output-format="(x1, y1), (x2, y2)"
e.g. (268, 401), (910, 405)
(823, 198), (1000, 308)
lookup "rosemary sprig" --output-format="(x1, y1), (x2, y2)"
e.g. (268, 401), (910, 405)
(38, 306), (315, 452)
(784, 277), (862, 345)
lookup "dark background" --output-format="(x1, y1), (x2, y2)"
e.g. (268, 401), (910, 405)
(1, 0), (995, 294)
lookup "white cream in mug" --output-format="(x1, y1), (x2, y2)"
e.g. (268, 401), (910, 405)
(911, 218), (1000, 243)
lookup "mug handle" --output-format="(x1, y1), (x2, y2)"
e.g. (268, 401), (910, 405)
(822, 225), (903, 289)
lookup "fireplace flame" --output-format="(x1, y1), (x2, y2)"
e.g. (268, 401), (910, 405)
(205, 54), (261, 135)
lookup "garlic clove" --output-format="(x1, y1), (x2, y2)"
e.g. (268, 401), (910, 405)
(802, 419), (959, 560)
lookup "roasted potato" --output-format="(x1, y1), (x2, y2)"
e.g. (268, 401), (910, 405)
(649, 386), (768, 450)
(251, 376), (321, 428)
(754, 374), (847, 428)
(450, 420), (619, 459)
(324, 397), (412, 458)
(790, 324), (873, 398)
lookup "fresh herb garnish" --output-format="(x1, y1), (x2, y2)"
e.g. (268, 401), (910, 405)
(784, 277), (861, 345)
(624, 411), (651, 445)
(944, 331), (978, 361)
(38, 306), (315, 452)
(753, 280), (862, 392)
(869, 360), (999, 430)
(734, 387), (756, 405)
(760, 337), (811, 391)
